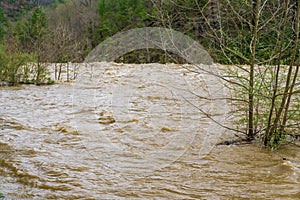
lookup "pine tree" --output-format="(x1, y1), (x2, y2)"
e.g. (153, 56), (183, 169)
(29, 6), (47, 43)
(0, 7), (9, 42)
(97, 0), (149, 39)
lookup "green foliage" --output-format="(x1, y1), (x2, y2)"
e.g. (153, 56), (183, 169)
(229, 65), (300, 149)
(30, 7), (47, 40)
(97, 0), (150, 40)
(0, 192), (4, 200)
(13, 6), (48, 52)
(0, 46), (53, 86)
(0, 7), (9, 42)
(0, 46), (32, 85)
(266, 129), (295, 150)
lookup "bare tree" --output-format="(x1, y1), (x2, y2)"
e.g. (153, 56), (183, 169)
(151, 0), (300, 147)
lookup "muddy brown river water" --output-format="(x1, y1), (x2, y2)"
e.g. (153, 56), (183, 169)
(0, 63), (299, 199)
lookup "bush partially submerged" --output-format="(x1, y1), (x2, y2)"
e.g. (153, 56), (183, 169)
(0, 192), (4, 200)
(0, 46), (53, 86)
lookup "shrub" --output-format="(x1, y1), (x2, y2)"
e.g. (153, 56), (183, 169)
(0, 46), (53, 86)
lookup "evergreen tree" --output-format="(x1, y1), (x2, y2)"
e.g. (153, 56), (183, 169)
(29, 6), (48, 43)
(97, 0), (150, 39)
(0, 7), (9, 42)
(14, 6), (48, 52)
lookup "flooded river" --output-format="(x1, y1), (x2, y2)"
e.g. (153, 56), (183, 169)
(1, 63), (299, 199)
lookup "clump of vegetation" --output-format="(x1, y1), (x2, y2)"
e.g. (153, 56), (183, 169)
(0, 46), (53, 86)
(153, 0), (300, 149)
(0, 6), (54, 86)
(228, 66), (300, 149)
(0, 192), (5, 200)
(0, 46), (32, 85)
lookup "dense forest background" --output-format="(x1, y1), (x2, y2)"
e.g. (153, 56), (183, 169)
(1, 0), (293, 64)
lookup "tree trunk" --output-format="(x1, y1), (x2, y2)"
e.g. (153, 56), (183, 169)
(248, 0), (260, 140)
(280, 0), (300, 132)
(264, 0), (290, 145)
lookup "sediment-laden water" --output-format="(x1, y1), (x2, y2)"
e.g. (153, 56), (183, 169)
(1, 63), (299, 199)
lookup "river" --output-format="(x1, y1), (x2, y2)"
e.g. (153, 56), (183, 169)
(1, 62), (299, 199)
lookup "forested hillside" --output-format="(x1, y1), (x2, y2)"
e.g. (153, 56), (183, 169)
(1, 0), (296, 64)
(0, 0), (59, 19)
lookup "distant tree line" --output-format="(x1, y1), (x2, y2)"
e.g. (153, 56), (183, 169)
(0, 0), (59, 20)
(1, 0), (296, 65)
